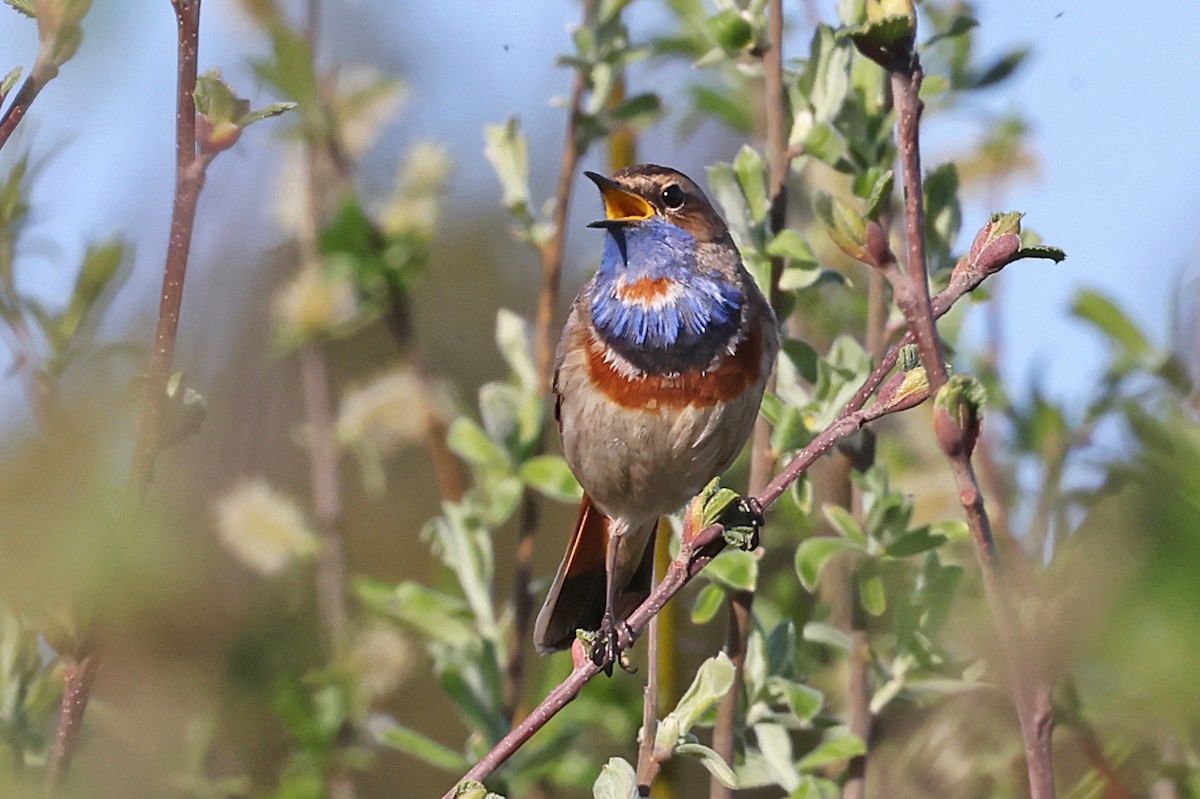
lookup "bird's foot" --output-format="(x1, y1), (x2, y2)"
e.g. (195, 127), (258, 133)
(721, 495), (765, 551)
(591, 613), (637, 676)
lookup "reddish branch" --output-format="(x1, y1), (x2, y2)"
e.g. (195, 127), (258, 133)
(44, 652), (99, 792)
(441, 233), (1034, 795)
(131, 0), (208, 493)
(46, 1), (207, 790)
(882, 56), (1057, 799)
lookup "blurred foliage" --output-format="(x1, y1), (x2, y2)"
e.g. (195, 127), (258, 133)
(0, 1), (1194, 799)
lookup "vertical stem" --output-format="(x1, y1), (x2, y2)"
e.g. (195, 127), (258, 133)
(636, 606), (661, 792)
(0, 66), (54, 153)
(712, 0), (786, 792)
(885, 48), (1055, 799)
(132, 0), (206, 493)
(301, 341), (348, 655)
(44, 653), (99, 793)
(54, 0), (206, 789)
(504, 0), (594, 721)
(890, 67), (947, 387)
(709, 591), (751, 799)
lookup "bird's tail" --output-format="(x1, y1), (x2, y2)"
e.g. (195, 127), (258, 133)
(533, 494), (657, 654)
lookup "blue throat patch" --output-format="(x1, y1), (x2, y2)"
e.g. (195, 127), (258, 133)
(589, 217), (744, 373)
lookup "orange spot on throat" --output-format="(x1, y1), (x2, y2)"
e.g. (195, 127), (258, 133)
(615, 277), (677, 305)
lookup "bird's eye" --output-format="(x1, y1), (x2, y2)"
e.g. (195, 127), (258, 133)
(660, 184), (686, 210)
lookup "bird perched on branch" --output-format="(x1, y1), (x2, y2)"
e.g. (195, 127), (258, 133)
(534, 164), (779, 664)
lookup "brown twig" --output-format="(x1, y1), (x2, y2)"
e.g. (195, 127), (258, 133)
(0, 64), (54, 153)
(885, 56), (1056, 799)
(47, 1), (206, 790)
(711, 0), (789, 789)
(502, 1), (593, 721)
(131, 0), (207, 493)
(0, 315), (52, 426)
(636, 605), (662, 791)
(44, 652), (99, 793)
(294, 0), (352, 667)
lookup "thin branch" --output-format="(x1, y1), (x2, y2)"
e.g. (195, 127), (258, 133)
(890, 68), (947, 388)
(44, 652), (99, 793)
(131, 0), (207, 493)
(295, 0), (351, 667)
(712, 0), (788, 788)
(301, 341), (349, 655)
(886, 56), (1056, 799)
(0, 64), (54, 153)
(48, 0), (206, 789)
(0, 315), (52, 426)
(636, 603), (661, 791)
(382, 294), (464, 503)
(503, 1), (592, 720)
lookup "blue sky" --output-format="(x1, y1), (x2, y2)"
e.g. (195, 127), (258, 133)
(0, 0), (1196, 422)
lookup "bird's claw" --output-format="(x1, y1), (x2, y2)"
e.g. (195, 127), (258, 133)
(593, 614), (637, 676)
(720, 495), (765, 551)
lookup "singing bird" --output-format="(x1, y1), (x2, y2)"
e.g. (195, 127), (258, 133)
(533, 164), (779, 659)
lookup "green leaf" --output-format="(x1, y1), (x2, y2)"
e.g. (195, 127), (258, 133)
(689, 84), (754, 133)
(971, 47), (1029, 89)
(766, 676), (823, 722)
(356, 579), (475, 646)
(675, 743), (738, 789)
(691, 582), (726, 624)
(494, 309), (537, 390)
(1014, 243), (1066, 263)
(657, 652), (736, 748)
(802, 621), (852, 651)
(733, 145), (769, 224)
(796, 732), (866, 771)
(705, 9), (753, 53)
(236, 101), (298, 128)
(519, 456), (582, 502)
(452, 780), (506, 799)
(822, 503), (867, 546)
(483, 118), (531, 212)
(858, 569), (886, 616)
(3, 0), (33, 17)
(0, 66), (21, 99)
(864, 169), (894, 219)
(608, 92), (661, 125)
(803, 122), (848, 168)
(592, 757), (637, 799)
(885, 526), (946, 557)
(704, 549), (758, 591)
(376, 722), (469, 770)
(754, 722), (800, 791)
(783, 339), (819, 383)
(766, 229), (818, 267)
(447, 418), (509, 467)
(809, 31), (851, 123)
(814, 192), (867, 262)
(1073, 289), (1150, 357)
(795, 537), (862, 590)
(57, 239), (125, 346)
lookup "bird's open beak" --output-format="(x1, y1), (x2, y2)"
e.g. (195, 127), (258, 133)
(585, 172), (655, 228)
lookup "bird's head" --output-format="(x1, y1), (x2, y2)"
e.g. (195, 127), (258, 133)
(585, 165), (732, 245)
(583, 165), (746, 364)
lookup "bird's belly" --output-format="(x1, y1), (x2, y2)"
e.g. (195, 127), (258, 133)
(557, 368), (761, 524)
